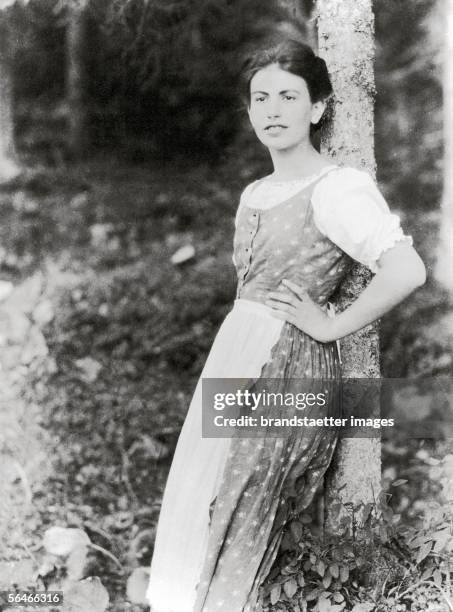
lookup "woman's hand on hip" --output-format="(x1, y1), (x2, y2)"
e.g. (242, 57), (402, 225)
(265, 279), (336, 343)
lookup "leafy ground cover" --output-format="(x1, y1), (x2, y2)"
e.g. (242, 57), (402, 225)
(0, 149), (452, 611)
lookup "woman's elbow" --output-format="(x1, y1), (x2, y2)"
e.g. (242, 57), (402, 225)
(395, 247), (426, 289)
(394, 243), (426, 288)
(410, 252), (427, 288)
(377, 244), (426, 289)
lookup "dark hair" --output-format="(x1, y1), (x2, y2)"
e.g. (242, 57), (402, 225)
(240, 37), (333, 106)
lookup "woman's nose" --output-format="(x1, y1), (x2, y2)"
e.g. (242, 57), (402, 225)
(267, 100), (282, 118)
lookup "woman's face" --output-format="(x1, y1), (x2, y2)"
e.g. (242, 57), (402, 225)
(248, 63), (325, 151)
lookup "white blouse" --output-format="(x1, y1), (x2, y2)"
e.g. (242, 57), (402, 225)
(237, 166), (413, 273)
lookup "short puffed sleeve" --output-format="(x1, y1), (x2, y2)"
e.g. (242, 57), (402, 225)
(312, 167), (413, 273)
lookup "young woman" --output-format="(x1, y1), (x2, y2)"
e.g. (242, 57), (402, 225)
(146, 37), (426, 612)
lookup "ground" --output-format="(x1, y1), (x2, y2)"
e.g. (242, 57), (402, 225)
(0, 149), (452, 611)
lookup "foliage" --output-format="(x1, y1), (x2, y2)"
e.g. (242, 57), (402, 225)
(1, 0), (443, 179)
(0, 157), (245, 609)
(375, 0), (442, 211)
(1, 0), (64, 93)
(259, 484), (452, 612)
(90, 0), (294, 156)
(4, 0), (295, 157)
(0, 526), (110, 612)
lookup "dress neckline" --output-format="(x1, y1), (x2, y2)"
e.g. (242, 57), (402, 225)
(244, 165), (339, 212)
(262, 165), (338, 185)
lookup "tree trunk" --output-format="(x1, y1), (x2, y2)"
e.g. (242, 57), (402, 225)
(66, 2), (89, 157)
(316, 0), (381, 531)
(435, 0), (453, 291)
(0, 52), (20, 183)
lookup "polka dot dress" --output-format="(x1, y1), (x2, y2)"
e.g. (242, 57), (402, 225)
(192, 170), (350, 611)
(149, 169), (351, 611)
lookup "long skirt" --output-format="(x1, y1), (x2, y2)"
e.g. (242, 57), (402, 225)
(146, 299), (341, 612)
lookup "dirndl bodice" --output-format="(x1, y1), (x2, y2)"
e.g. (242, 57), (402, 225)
(234, 175), (353, 309)
(232, 173), (352, 383)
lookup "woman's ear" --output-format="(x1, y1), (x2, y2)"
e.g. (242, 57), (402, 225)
(311, 100), (326, 125)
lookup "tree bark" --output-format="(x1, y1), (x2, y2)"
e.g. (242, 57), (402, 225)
(435, 0), (453, 291)
(66, 1), (89, 157)
(315, 0), (381, 532)
(0, 52), (20, 183)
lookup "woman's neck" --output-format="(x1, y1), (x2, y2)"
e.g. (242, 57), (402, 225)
(268, 139), (330, 181)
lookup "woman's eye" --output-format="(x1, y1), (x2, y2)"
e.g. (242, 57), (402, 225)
(254, 96), (266, 103)
(283, 95), (296, 101)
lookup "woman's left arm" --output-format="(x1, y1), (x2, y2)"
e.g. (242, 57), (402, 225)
(266, 240), (426, 343)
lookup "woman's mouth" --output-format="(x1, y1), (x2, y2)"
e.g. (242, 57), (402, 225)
(264, 125), (287, 135)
